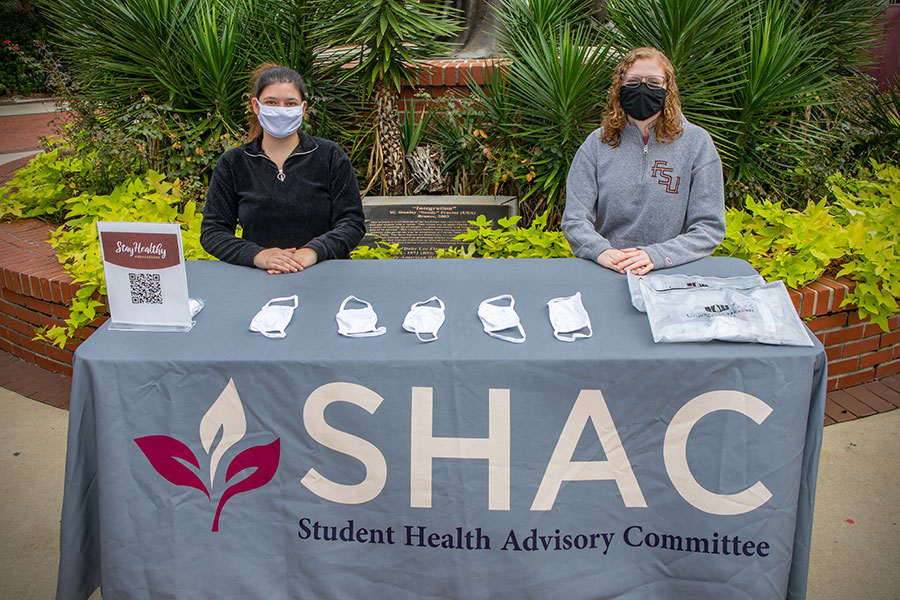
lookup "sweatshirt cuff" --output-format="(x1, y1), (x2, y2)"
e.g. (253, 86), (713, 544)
(580, 239), (612, 263)
(304, 239), (329, 262)
(641, 245), (675, 270)
(238, 242), (265, 268)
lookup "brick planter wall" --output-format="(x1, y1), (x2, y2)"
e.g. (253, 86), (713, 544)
(398, 58), (491, 111)
(2, 219), (898, 389)
(0, 220), (104, 376)
(793, 281), (900, 391)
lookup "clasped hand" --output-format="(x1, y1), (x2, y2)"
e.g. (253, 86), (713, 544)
(253, 247), (318, 274)
(598, 248), (654, 275)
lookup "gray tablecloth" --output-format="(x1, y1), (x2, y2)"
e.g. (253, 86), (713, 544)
(57, 257), (826, 600)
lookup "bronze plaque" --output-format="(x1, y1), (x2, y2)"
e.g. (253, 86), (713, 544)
(361, 196), (517, 259)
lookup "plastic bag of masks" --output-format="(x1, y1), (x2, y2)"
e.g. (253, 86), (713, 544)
(627, 270), (766, 312)
(638, 278), (814, 347)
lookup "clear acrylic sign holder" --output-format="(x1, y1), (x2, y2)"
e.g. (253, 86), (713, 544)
(96, 221), (194, 332)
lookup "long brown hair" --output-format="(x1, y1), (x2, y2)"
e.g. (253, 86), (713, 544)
(600, 47), (683, 147)
(246, 63), (309, 141)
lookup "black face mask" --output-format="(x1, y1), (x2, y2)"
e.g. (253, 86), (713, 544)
(619, 83), (667, 121)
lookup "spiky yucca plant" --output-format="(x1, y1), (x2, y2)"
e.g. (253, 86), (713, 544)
(313, 0), (460, 195)
(605, 0), (883, 202)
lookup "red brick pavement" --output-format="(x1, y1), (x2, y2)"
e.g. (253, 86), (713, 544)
(0, 348), (70, 409)
(0, 111), (63, 153)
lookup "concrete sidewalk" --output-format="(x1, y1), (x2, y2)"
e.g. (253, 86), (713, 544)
(1, 386), (897, 599)
(0, 99), (65, 185)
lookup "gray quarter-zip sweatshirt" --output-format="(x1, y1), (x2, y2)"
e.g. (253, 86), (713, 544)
(561, 119), (726, 269)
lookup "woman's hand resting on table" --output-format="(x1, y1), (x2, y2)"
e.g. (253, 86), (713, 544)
(597, 248), (654, 275)
(292, 247), (318, 268)
(253, 247), (317, 274)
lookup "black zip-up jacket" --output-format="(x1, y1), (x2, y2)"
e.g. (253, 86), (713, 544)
(200, 133), (366, 267)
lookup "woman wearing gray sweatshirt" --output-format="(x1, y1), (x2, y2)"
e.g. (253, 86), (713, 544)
(562, 47), (726, 276)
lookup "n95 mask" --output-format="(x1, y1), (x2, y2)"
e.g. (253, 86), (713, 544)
(478, 294), (526, 343)
(547, 292), (592, 342)
(336, 295), (387, 338)
(402, 296), (445, 342)
(249, 295), (298, 339)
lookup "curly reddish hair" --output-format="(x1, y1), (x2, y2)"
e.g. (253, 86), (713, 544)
(600, 47), (683, 147)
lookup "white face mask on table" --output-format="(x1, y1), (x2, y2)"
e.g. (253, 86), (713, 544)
(402, 297), (446, 342)
(477, 294), (526, 343)
(249, 295), (298, 339)
(336, 295), (387, 338)
(547, 292), (592, 342)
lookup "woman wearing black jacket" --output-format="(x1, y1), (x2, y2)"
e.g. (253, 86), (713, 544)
(201, 64), (365, 274)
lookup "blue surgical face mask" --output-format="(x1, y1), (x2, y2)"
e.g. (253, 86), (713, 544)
(254, 100), (306, 138)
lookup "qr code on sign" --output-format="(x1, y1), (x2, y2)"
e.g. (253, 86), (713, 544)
(129, 272), (163, 304)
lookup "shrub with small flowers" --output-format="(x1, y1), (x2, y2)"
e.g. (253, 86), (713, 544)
(0, 1), (49, 97)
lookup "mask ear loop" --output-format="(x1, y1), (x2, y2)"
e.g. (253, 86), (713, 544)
(487, 324), (526, 344)
(553, 325), (592, 343)
(339, 295), (364, 313)
(259, 328), (287, 340)
(415, 330), (438, 343)
(263, 294), (299, 310)
(482, 293), (515, 308)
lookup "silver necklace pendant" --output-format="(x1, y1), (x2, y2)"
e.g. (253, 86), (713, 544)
(276, 170), (285, 182)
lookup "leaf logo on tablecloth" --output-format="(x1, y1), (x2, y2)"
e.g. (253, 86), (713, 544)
(134, 378), (281, 532)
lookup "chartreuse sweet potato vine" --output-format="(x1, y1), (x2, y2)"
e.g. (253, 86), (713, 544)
(715, 161), (900, 330)
(436, 212), (573, 259)
(37, 171), (213, 348)
(351, 241), (403, 260)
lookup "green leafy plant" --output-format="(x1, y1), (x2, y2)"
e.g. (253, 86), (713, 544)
(399, 100), (433, 156)
(313, 0), (461, 195)
(846, 75), (900, 167)
(428, 94), (487, 196)
(716, 162), (900, 330)
(37, 171), (213, 348)
(716, 196), (844, 289)
(827, 162), (900, 330)
(78, 96), (243, 200)
(43, 0), (352, 133)
(351, 240), (403, 259)
(44, 0), (251, 127)
(1, 95), (243, 224)
(0, 145), (95, 221)
(437, 211), (573, 259)
(604, 0), (883, 205)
